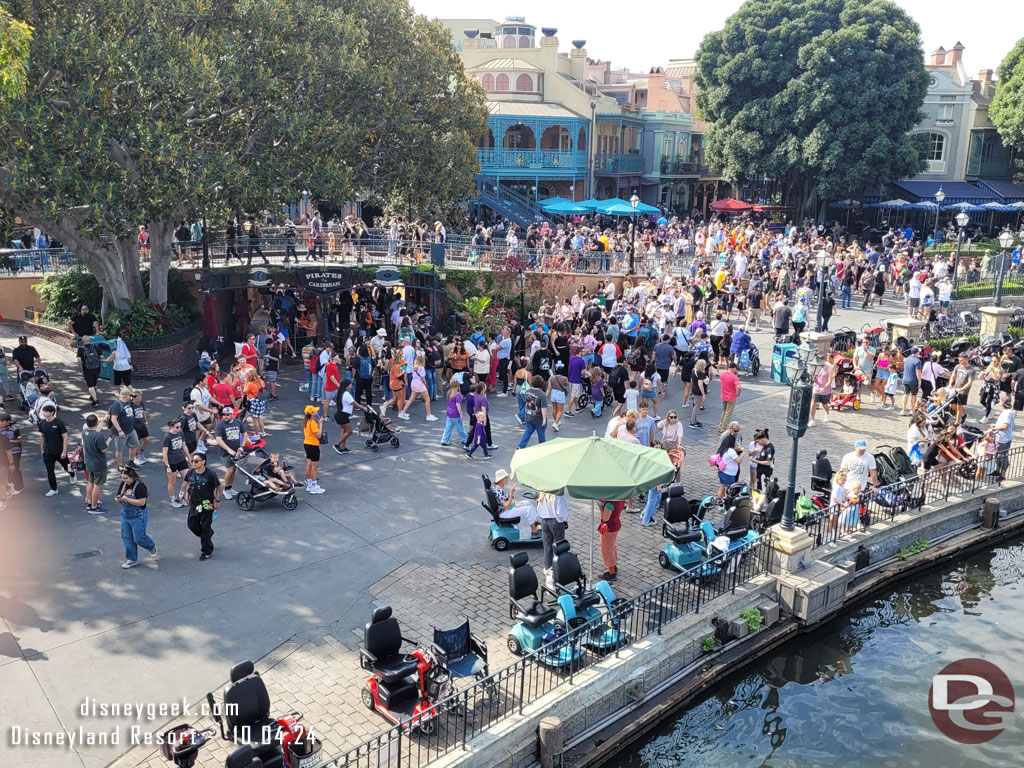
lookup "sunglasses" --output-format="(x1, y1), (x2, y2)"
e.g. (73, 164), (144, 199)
(191, 457), (205, 463)
(668, 415), (677, 419)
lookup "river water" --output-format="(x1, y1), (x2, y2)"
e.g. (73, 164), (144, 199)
(610, 539), (1024, 768)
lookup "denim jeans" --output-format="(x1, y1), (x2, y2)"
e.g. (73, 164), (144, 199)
(517, 392), (526, 422)
(425, 368), (437, 400)
(121, 504), (156, 563)
(841, 285), (851, 308)
(441, 416), (468, 444)
(311, 373), (325, 401)
(641, 486), (663, 526)
(518, 422), (547, 449)
(285, 244), (297, 261)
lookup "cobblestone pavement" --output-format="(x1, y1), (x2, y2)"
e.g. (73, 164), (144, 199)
(2, 299), (1012, 768)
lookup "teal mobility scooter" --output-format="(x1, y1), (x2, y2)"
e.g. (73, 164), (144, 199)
(550, 540), (631, 653)
(482, 474), (542, 552)
(506, 551), (586, 667)
(658, 485), (759, 575)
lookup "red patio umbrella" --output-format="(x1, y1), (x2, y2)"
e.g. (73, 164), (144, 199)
(709, 198), (753, 212)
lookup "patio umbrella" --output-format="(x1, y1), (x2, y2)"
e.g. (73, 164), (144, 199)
(510, 435), (677, 579)
(942, 201), (979, 211)
(574, 199), (603, 211)
(544, 200), (591, 215)
(870, 198), (912, 208)
(538, 197), (568, 209)
(709, 198), (752, 212)
(594, 198), (660, 216)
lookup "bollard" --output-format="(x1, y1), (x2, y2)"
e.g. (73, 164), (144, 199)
(539, 716), (563, 768)
(982, 498), (1000, 529)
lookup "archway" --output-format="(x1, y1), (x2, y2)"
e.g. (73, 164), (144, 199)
(503, 124), (536, 150)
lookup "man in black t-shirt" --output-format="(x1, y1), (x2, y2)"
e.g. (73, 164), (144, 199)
(38, 405), (74, 495)
(108, 387), (139, 468)
(11, 336), (40, 374)
(184, 453), (221, 560)
(77, 335), (103, 406)
(68, 305), (99, 338)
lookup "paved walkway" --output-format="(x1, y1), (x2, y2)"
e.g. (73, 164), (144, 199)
(0, 300), (999, 768)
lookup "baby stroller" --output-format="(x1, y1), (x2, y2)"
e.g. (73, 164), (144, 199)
(231, 449), (299, 511)
(925, 389), (957, 430)
(19, 368), (47, 411)
(828, 356), (862, 411)
(361, 407), (401, 452)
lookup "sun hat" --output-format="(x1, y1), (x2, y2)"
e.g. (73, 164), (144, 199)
(495, 469), (509, 482)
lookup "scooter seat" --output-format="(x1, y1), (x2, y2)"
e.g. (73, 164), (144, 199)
(370, 654), (420, 683)
(517, 601), (557, 628)
(664, 522), (701, 544)
(725, 527), (750, 541)
(498, 516), (521, 526)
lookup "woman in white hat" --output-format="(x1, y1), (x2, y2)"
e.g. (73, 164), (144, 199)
(493, 469), (538, 536)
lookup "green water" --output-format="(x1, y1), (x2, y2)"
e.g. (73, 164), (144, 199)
(610, 540), (1024, 767)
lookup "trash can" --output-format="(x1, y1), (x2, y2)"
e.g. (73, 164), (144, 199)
(771, 343), (798, 384)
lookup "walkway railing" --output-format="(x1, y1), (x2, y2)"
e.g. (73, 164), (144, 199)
(321, 532), (774, 768)
(1, 248), (79, 274)
(797, 444), (1024, 550)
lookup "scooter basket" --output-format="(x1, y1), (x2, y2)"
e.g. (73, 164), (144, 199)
(160, 725), (204, 768)
(287, 737), (324, 768)
(609, 598), (633, 622)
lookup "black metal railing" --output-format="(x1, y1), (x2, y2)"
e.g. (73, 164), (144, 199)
(797, 444), (1024, 549)
(322, 532), (774, 768)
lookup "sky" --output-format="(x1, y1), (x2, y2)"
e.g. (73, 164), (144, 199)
(408, 0), (1020, 76)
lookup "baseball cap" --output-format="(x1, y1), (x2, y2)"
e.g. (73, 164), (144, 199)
(854, 440), (868, 450)
(304, 405), (319, 414)
(221, 406), (234, 416)
(81, 304), (89, 310)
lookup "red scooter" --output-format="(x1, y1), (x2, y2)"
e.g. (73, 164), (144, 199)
(360, 606), (453, 734)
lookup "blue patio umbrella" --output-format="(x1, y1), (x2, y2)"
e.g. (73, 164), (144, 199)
(941, 201), (979, 211)
(538, 197), (569, 209)
(574, 199), (603, 211)
(545, 200), (591, 215)
(595, 198), (660, 216)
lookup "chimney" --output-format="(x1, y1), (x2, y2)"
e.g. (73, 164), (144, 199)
(569, 40), (587, 82)
(929, 46), (946, 66)
(946, 41), (964, 66)
(540, 27), (558, 69)
(978, 69), (994, 82)
(462, 29), (479, 50)
(648, 66), (666, 95)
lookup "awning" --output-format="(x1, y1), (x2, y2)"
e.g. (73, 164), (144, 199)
(709, 198), (752, 212)
(890, 180), (998, 203)
(978, 178), (1024, 203)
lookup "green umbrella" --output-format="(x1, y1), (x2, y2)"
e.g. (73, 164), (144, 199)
(510, 436), (677, 579)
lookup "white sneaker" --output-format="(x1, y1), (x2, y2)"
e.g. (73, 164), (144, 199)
(808, 420), (816, 427)
(496, 393), (508, 398)
(135, 455), (148, 465)
(46, 489), (59, 497)
(222, 489), (236, 500)
(425, 414), (438, 422)
(0, 501), (6, 511)
(121, 561), (138, 569)
(170, 499), (183, 509)
(397, 412), (410, 420)
(823, 414), (831, 423)
(552, 421), (560, 431)
(7, 487), (20, 496)
(515, 414), (523, 426)
(197, 440), (208, 453)
(312, 484), (326, 495)
(379, 405), (388, 417)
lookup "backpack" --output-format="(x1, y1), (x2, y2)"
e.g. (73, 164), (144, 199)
(311, 350), (323, 374)
(82, 345), (100, 369)
(183, 386), (197, 405)
(427, 346), (442, 369)
(358, 354), (373, 379)
(708, 453), (726, 471)
(69, 444), (86, 473)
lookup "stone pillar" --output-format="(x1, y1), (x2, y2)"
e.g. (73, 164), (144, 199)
(889, 317), (926, 344)
(769, 524), (814, 573)
(804, 331), (834, 360)
(979, 306), (1015, 337)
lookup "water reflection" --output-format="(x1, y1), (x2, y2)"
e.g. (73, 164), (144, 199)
(615, 542), (1024, 768)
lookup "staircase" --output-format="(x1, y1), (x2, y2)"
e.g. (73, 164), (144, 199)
(474, 173), (549, 229)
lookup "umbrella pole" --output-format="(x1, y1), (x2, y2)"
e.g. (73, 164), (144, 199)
(589, 498), (595, 583)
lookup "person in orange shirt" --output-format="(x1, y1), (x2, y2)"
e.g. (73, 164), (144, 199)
(302, 406), (325, 494)
(380, 357), (407, 419)
(244, 369), (267, 437)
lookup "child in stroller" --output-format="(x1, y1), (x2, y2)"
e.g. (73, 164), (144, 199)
(828, 357), (862, 411)
(361, 406), (401, 452)
(19, 368), (48, 411)
(231, 448), (299, 510)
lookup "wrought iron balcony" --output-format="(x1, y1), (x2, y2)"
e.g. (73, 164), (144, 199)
(594, 153), (644, 174)
(477, 148), (588, 170)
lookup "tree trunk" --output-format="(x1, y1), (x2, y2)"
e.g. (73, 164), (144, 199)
(146, 219), (176, 306)
(112, 236), (145, 302)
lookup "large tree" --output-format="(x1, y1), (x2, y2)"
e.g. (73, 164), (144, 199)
(0, 0), (487, 309)
(990, 37), (1024, 182)
(694, 0), (929, 216)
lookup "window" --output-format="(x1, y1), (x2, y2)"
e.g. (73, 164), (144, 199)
(519, 35), (531, 48)
(502, 36), (515, 48)
(925, 133), (945, 161)
(495, 73), (509, 91)
(505, 132), (521, 149)
(515, 74), (532, 92)
(481, 74), (494, 91)
(559, 128), (571, 151)
(937, 104), (954, 123)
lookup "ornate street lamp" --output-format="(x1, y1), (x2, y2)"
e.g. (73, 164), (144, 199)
(814, 250), (829, 332)
(996, 230), (1014, 307)
(780, 342), (825, 532)
(951, 211), (970, 295)
(516, 269), (527, 326)
(933, 187), (945, 242)
(629, 192), (640, 275)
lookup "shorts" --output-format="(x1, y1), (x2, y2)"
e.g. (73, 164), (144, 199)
(642, 390), (656, 401)
(813, 393), (830, 404)
(903, 381), (919, 396)
(265, 370), (278, 382)
(876, 369), (890, 380)
(956, 392), (969, 406)
(613, 388), (626, 404)
(166, 459), (188, 473)
(114, 430), (141, 453)
(83, 368), (100, 387)
(657, 368), (670, 385)
(940, 300), (950, 308)
(113, 369), (132, 386)
(718, 470), (737, 486)
(550, 389), (566, 404)
(336, 411), (351, 425)
(568, 382), (582, 400)
(247, 397), (266, 417)
(135, 425), (149, 440)
(304, 444), (321, 462)
(324, 389), (338, 403)
(87, 469), (108, 486)
(909, 297), (920, 309)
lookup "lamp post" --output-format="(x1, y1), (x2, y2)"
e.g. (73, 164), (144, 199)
(516, 269), (527, 327)
(933, 187), (945, 243)
(629, 192), (640, 275)
(781, 343), (824, 532)
(814, 250), (829, 332)
(996, 230), (1014, 307)
(952, 211), (970, 296)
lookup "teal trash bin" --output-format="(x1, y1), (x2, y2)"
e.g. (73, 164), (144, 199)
(90, 335), (116, 382)
(771, 343), (798, 384)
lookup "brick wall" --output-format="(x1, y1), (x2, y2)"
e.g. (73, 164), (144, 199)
(17, 320), (199, 378)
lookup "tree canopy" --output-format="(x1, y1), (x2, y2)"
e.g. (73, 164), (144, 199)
(990, 37), (1024, 182)
(0, 3), (31, 101)
(694, 0), (929, 215)
(0, 0), (487, 308)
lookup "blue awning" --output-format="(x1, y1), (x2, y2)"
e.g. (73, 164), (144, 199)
(978, 178), (1024, 202)
(890, 180), (998, 203)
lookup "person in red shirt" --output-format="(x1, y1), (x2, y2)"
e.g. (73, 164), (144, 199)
(597, 500), (624, 581)
(322, 352), (342, 416)
(241, 334), (259, 370)
(212, 372), (237, 411)
(718, 361), (741, 433)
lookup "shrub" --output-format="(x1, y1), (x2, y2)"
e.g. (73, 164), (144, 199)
(740, 607), (764, 633)
(35, 267), (103, 325)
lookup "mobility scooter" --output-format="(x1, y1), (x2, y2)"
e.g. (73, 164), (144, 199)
(359, 606), (452, 734)
(482, 474), (541, 551)
(506, 551), (587, 667)
(203, 661), (322, 768)
(550, 540), (631, 652)
(658, 487), (759, 575)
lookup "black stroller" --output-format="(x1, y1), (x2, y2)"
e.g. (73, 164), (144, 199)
(18, 368), (48, 411)
(362, 408), (401, 452)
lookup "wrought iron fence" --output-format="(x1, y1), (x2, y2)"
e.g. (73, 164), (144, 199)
(321, 532), (774, 768)
(797, 444), (1024, 550)
(0, 248), (79, 274)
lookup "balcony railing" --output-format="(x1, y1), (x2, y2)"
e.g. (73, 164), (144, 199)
(660, 157), (706, 175)
(477, 148), (587, 170)
(594, 153), (644, 174)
